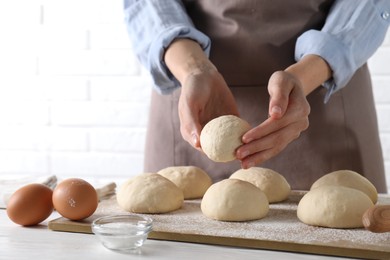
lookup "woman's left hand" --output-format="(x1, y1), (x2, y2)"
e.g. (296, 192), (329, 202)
(236, 71), (311, 168)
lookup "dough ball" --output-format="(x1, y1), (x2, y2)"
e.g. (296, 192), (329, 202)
(117, 173), (184, 214)
(201, 179), (269, 221)
(230, 167), (291, 203)
(200, 115), (251, 162)
(297, 185), (374, 228)
(310, 170), (378, 203)
(157, 166), (212, 199)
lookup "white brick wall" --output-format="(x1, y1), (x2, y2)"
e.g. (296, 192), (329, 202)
(0, 1), (389, 190)
(0, 0), (150, 184)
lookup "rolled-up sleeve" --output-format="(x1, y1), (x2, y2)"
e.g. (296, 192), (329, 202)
(295, 0), (390, 102)
(124, 0), (211, 94)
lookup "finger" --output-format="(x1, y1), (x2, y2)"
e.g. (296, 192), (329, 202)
(242, 96), (308, 144)
(238, 121), (306, 163)
(236, 133), (276, 160)
(180, 116), (202, 149)
(179, 102), (202, 149)
(240, 139), (288, 168)
(240, 148), (275, 169)
(267, 72), (292, 119)
(240, 122), (300, 167)
(242, 117), (283, 143)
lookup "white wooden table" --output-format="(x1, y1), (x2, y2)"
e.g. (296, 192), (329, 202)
(0, 209), (352, 260)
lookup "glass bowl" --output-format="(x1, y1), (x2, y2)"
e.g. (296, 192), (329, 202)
(91, 214), (153, 253)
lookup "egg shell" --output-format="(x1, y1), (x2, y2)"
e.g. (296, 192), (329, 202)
(52, 178), (98, 220)
(6, 183), (53, 226)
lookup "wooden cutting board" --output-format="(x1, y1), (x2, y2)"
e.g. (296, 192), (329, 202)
(48, 191), (390, 259)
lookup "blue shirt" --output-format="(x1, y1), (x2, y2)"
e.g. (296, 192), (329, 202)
(123, 0), (390, 102)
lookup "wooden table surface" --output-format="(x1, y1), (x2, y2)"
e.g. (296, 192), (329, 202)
(0, 209), (352, 260)
(48, 192), (390, 259)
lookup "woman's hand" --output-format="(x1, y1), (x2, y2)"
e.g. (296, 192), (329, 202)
(164, 38), (238, 150)
(236, 54), (332, 168)
(236, 71), (310, 168)
(179, 68), (239, 150)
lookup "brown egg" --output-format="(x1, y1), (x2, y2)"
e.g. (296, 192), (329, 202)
(6, 183), (53, 226)
(52, 178), (98, 220)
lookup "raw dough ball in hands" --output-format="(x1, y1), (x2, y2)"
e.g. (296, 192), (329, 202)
(200, 115), (251, 162)
(297, 185), (374, 228)
(230, 167), (291, 203)
(310, 170), (378, 203)
(201, 179), (269, 221)
(158, 166), (212, 199)
(117, 173), (184, 214)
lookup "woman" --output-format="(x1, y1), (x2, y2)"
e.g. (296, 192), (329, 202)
(124, 0), (389, 192)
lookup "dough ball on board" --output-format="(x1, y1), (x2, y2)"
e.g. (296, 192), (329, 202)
(200, 115), (251, 162)
(117, 173), (184, 214)
(157, 166), (212, 199)
(297, 185), (374, 228)
(230, 167), (291, 203)
(310, 170), (378, 204)
(201, 179), (269, 221)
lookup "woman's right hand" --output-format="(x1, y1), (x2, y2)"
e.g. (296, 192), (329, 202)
(179, 65), (239, 150)
(164, 38), (238, 150)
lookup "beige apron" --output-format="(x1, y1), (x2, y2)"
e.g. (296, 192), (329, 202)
(144, 0), (387, 192)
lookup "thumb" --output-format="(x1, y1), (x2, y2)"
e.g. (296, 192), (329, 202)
(179, 105), (202, 149)
(268, 72), (291, 119)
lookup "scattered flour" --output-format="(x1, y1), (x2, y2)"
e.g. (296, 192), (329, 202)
(92, 191), (390, 254)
